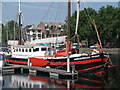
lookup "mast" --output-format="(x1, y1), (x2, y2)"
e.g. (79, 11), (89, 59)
(75, 0), (80, 35)
(18, 0), (22, 45)
(67, 0), (71, 73)
(67, 0), (71, 41)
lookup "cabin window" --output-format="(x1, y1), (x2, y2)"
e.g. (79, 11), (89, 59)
(19, 49), (21, 52)
(22, 49), (24, 52)
(33, 48), (39, 52)
(29, 49), (31, 52)
(19, 82), (21, 86)
(16, 49), (18, 52)
(26, 83), (28, 87)
(26, 49), (28, 52)
(41, 48), (46, 51)
(33, 84), (39, 88)
(22, 82), (24, 87)
(48, 48), (51, 51)
(29, 83), (32, 88)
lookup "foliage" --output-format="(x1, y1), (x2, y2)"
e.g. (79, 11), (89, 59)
(2, 20), (18, 44)
(61, 5), (120, 47)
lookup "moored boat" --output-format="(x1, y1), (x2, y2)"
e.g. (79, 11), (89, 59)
(6, 0), (111, 75)
(28, 0), (110, 75)
(28, 47), (109, 75)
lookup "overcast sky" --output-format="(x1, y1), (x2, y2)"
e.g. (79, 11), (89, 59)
(2, 0), (119, 26)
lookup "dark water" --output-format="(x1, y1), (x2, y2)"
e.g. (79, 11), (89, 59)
(0, 54), (120, 89)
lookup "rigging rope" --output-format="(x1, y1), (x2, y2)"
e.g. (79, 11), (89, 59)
(83, 4), (103, 50)
(41, 1), (55, 22)
(54, 1), (61, 22)
(58, 2), (65, 23)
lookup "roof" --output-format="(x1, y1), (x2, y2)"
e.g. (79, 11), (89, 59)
(28, 25), (42, 30)
(38, 22), (65, 27)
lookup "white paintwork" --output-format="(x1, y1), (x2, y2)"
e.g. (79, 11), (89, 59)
(0, 54), (5, 67)
(0, 61), (5, 67)
(11, 45), (53, 59)
(35, 53), (88, 60)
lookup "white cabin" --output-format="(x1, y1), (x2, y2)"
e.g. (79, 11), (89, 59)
(11, 45), (53, 59)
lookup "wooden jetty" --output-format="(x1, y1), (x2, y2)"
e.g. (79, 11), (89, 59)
(0, 65), (78, 79)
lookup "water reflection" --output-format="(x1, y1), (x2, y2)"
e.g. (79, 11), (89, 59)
(109, 54), (120, 88)
(1, 73), (110, 89)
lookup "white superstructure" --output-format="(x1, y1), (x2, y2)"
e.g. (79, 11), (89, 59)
(11, 45), (53, 59)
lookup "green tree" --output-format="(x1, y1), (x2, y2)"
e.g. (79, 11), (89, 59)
(96, 5), (120, 47)
(61, 5), (120, 47)
(2, 20), (19, 44)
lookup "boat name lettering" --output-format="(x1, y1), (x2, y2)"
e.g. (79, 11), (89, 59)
(74, 57), (90, 60)
(91, 55), (100, 58)
(104, 55), (108, 57)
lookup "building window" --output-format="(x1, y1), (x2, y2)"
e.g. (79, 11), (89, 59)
(32, 29), (35, 32)
(38, 30), (41, 32)
(45, 24), (49, 29)
(38, 34), (41, 39)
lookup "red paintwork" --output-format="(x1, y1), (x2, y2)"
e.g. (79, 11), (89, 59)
(75, 84), (101, 88)
(49, 58), (102, 66)
(95, 71), (104, 76)
(29, 57), (48, 67)
(55, 51), (68, 57)
(6, 59), (28, 64)
(77, 76), (102, 83)
(77, 65), (103, 72)
(30, 76), (48, 82)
